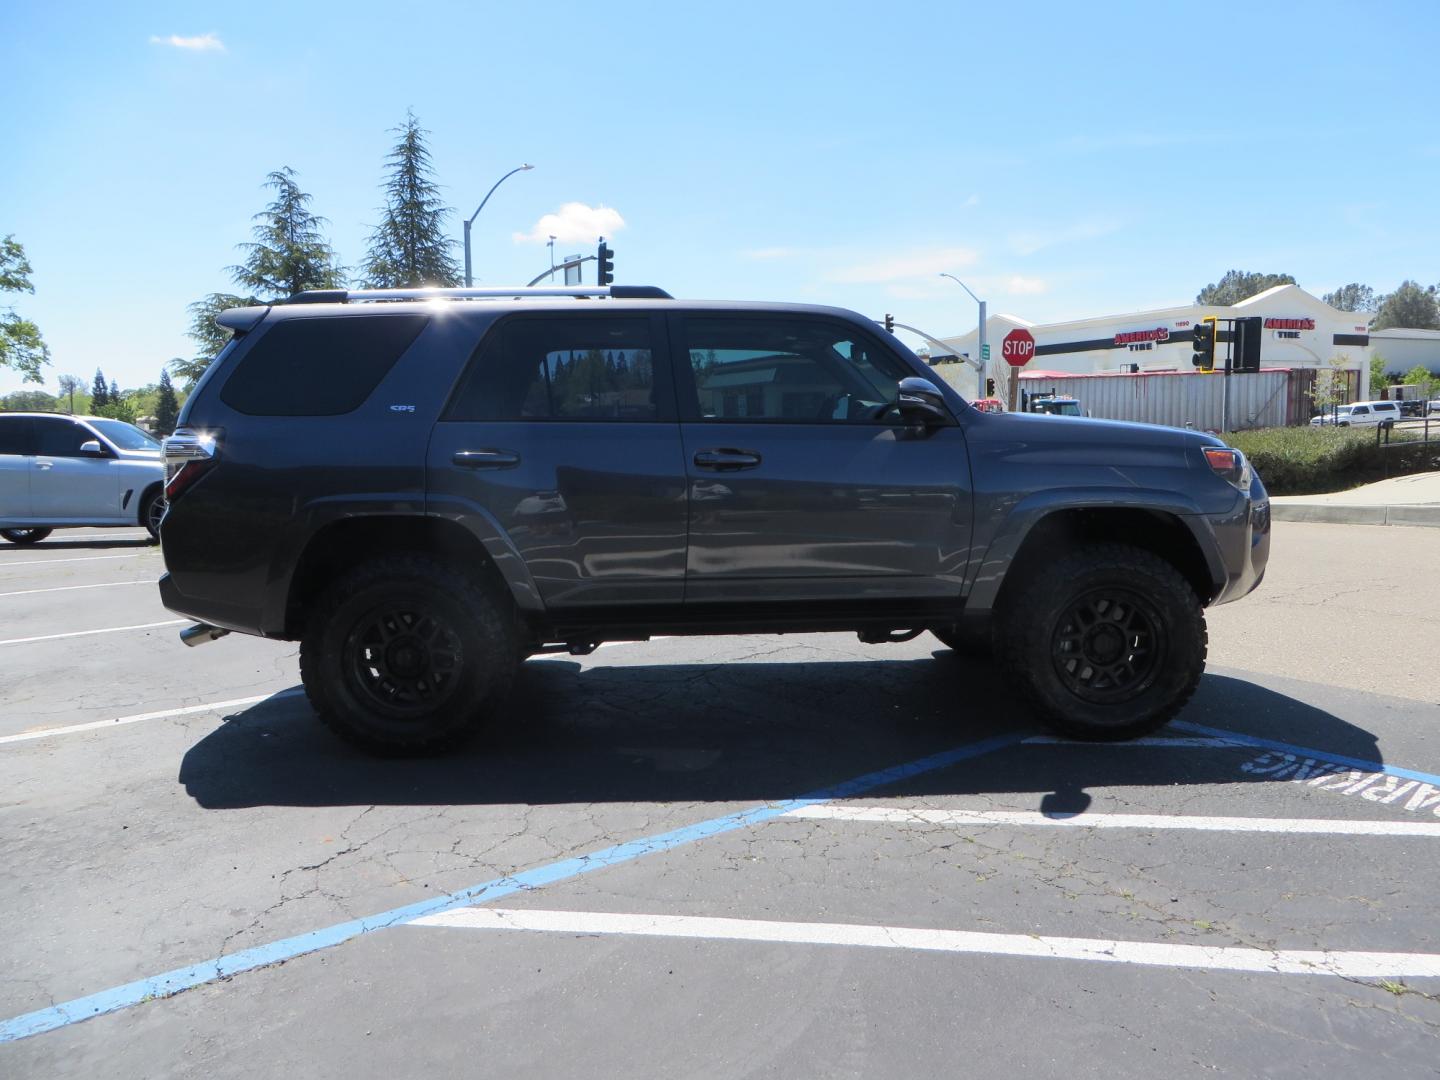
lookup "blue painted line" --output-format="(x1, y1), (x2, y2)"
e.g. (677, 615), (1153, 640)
(1171, 720), (1440, 788)
(0, 731), (1024, 1044)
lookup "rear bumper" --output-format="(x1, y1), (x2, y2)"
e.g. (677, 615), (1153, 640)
(158, 572), (270, 637)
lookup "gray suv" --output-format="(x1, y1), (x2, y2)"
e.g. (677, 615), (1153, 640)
(0, 413), (166, 544)
(159, 286), (1269, 753)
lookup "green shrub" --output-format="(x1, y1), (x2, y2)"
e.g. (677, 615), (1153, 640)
(1224, 425), (1440, 494)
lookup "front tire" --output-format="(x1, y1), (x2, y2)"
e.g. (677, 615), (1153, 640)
(299, 555), (519, 755)
(1, 528), (52, 545)
(995, 543), (1206, 741)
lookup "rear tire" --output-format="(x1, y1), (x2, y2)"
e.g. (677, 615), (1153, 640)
(141, 489), (166, 544)
(1, 528), (52, 545)
(299, 554), (519, 755)
(994, 542), (1206, 741)
(141, 488), (165, 543)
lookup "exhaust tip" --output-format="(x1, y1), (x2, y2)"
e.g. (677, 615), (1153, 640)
(180, 623), (230, 647)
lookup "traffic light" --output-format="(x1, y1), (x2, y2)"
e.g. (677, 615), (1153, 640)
(1192, 317), (1217, 371)
(1233, 316), (1262, 373)
(597, 241), (615, 286)
(883, 313), (895, 333)
(985, 377), (996, 397)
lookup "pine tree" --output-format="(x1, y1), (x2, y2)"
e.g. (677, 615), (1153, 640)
(231, 167), (345, 298)
(362, 112), (460, 288)
(109, 379), (120, 404)
(154, 369), (180, 435)
(176, 168), (344, 389)
(91, 369), (109, 408)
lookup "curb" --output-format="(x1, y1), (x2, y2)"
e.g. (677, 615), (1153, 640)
(1270, 503), (1440, 528)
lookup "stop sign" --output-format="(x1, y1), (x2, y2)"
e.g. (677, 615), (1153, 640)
(1002, 328), (1036, 368)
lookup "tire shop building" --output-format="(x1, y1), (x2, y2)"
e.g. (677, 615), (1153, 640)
(935, 284), (1372, 428)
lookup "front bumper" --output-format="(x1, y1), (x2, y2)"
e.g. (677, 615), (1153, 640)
(1206, 473), (1270, 606)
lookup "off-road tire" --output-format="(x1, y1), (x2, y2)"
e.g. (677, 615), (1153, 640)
(1, 528), (52, 545)
(994, 542), (1206, 741)
(299, 554), (519, 755)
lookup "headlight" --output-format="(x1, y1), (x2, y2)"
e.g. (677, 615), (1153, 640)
(1203, 446), (1251, 491)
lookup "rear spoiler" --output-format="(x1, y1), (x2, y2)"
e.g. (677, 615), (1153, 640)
(214, 306), (270, 334)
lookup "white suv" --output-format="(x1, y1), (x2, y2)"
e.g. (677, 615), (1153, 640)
(0, 413), (166, 544)
(1309, 400), (1403, 427)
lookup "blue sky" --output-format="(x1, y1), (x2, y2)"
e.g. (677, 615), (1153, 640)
(3, 0), (1437, 395)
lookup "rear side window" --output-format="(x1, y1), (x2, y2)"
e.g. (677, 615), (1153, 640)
(0, 417), (31, 455)
(446, 316), (662, 422)
(220, 315), (427, 416)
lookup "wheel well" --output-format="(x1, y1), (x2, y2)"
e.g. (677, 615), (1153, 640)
(284, 516), (510, 638)
(997, 508), (1216, 609)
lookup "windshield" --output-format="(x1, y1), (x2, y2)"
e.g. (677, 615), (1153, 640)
(88, 418), (161, 450)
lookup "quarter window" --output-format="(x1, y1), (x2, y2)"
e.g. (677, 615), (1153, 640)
(448, 317), (660, 421)
(680, 317), (908, 423)
(220, 315), (427, 416)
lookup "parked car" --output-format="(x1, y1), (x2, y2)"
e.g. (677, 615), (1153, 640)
(160, 285), (1269, 754)
(1309, 401), (1403, 427)
(0, 413), (166, 544)
(1396, 399), (1425, 418)
(970, 397), (1005, 413)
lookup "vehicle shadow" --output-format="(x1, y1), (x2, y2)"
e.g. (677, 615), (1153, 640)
(0, 537), (154, 552)
(179, 651), (1384, 811)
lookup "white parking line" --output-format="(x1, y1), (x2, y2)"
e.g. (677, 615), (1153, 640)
(0, 554), (147, 568)
(0, 689), (307, 745)
(0, 580), (153, 599)
(0, 620), (186, 648)
(411, 908), (1440, 978)
(784, 805), (1440, 837)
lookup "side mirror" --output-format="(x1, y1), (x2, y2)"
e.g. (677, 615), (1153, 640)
(895, 377), (951, 426)
(79, 440), (108, 457)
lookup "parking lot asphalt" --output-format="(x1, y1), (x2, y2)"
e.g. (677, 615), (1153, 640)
(2, 522), (1438, 1078)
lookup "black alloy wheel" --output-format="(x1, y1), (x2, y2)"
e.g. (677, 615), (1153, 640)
(347, 603), (465, 716)
(995, 542), (1207, 741)
(1049, 588), (1166, 705)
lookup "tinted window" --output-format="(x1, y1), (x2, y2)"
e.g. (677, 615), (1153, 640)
(33, 417), (93, 456)
(0, 417), (31, 455)
(220, 315), (427, 416)
(88, 419), (159, 450)
(448, 317), (659, 421)
(681, 317), (908, 422)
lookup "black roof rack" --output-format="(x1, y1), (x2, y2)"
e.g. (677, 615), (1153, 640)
(284, 285), (673, 304)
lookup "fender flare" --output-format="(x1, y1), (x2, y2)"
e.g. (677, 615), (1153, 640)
(963, 487), (1225, 613)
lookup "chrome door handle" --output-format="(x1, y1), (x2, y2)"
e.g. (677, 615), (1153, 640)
(452, 449), (521, 469)
(693, 449), (761, 471)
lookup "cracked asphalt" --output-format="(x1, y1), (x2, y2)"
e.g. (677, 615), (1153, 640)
(1, 521), (1438, 1078)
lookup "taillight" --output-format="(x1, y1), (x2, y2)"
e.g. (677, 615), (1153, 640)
(163, 428), (219, 500)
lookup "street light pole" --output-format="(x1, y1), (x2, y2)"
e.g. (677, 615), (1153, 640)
(462, 163), (534, 287)
(939, 273), (987, 397)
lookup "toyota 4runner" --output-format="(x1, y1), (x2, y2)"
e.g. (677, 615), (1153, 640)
(159, 285), (1270, 753)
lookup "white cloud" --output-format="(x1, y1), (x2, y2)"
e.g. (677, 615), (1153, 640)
(1008, 218), (1120, 256)
(1005, 275), (1048, 295)
(513, 202), (625, 245)
(827, 247), (979, 284)
(150, 32), (225, 51)
(961, 194), (980, 208)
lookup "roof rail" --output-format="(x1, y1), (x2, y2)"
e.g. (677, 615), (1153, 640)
(285, 285), (673, 304)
